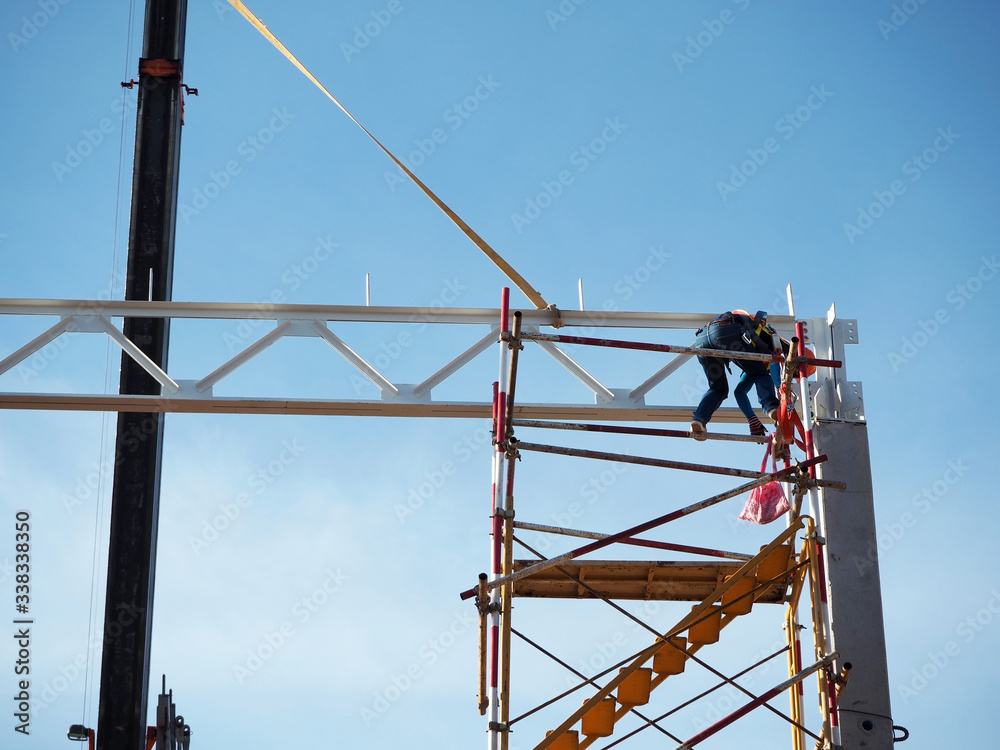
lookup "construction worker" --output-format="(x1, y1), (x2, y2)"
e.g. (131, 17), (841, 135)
(735, 335), (817, 435)
(735, 364), (780, 436)
(690, 310), (780, 441)
(735, 333), (786, 436)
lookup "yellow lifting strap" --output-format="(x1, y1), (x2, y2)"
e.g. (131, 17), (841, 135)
(227, 1), (552, 313)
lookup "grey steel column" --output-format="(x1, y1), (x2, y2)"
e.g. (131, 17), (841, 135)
(815, 418), (895, 749)
(96, 1), (188, 748)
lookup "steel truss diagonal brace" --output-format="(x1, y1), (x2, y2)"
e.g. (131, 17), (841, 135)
(526, 325), (614, 402)
(630, 353), (691, 401)
(0, 314), (180, 394)
(193, 319), (401, 396)
(414, 329), (497, 398)
(196, 320), (294, 393)
(310, 321), (398, 396)
(97, 316), (180, 393)
(0, 316), (77, 377)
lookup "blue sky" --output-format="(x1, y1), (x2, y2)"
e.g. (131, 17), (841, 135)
(1, 1), (999, 748)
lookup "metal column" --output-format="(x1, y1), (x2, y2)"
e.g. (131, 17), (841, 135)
(96, 1), (188, 748)
(814, 419), (894, 749)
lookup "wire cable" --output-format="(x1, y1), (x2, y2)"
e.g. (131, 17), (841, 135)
(82, 0), (139, 727)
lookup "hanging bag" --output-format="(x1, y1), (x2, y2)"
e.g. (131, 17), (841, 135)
(739, 436), (790, 524)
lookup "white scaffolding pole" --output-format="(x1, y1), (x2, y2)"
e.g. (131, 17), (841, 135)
(487, 289), (511, 750)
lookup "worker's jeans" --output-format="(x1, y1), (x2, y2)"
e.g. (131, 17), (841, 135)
(692, 322), (779, 425)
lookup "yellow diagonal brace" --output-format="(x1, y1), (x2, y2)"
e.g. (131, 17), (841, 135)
(227, 1), (550, 311)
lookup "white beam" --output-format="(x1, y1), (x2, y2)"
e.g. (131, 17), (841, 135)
(0, 298), (794, 330)
(0, 393), (753, 422)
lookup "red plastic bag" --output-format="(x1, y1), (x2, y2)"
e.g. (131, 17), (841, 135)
(739, 437), (790, 524)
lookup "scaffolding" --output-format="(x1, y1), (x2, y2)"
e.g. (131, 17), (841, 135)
(0, 288), (894, 748)
(466, 290), (874, 750)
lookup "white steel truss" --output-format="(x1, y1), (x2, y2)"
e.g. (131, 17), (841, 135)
(0, 299), (861, 422)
